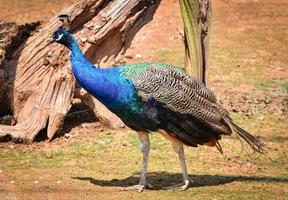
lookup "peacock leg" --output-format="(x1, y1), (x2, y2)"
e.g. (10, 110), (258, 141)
(159, 130), (192, 190)
(172, 143), (192, 191)
(119, 132), (153, 192)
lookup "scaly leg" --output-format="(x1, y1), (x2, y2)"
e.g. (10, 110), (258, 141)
(172, 143), (192, 190)
(120, 132), (152, 192)
(159, 130), (192, 190)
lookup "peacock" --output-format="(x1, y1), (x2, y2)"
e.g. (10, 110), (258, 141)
(49, 25), (265, 192)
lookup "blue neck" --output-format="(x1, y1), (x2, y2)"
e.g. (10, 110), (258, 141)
(66, 35), (93, 68)
(64, 34), (136, 109)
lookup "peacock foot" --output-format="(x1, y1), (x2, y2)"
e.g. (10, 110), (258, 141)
(164, 179), (193, 191)
(119, 183), (154, 192)
(179, 179), (192, 191)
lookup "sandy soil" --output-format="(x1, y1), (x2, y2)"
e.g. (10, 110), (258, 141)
(0, 0), (287, 199)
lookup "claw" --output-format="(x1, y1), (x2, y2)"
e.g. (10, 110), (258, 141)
(164, 179), (193, 191)
(179, 179), (191, 191)
(119, 183), (153, 192)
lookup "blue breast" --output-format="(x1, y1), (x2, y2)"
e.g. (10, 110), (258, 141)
(67, 36), (142, 116)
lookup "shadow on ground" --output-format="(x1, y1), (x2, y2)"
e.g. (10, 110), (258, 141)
(72, 172), (288, 190)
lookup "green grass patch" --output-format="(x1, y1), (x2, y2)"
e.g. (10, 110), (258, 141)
(152, 44), (185, 67)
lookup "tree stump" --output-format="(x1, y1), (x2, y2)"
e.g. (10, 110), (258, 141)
(0, 0), (160, 142)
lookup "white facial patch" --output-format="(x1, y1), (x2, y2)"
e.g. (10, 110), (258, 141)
(55, 33), (64, 41)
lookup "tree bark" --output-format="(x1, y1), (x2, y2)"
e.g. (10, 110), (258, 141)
(179, 0), (211, 85)
(0, 22), (40, 117)
(0, 0), (160, 142)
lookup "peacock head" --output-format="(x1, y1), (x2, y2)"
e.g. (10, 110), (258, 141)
(49, 28), (73, 47)
(48, 14), (75, 48)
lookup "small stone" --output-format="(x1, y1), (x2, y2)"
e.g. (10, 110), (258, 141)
(57, 180), (61, 184)
(9, 145), (14, 149)
(135, 53), (143, 58)
(275, 67), (285, 71)
(10, 180), (15, 184)
(0, 169), (2, 173)
(64, 133), (72, 138)
(98, 140), (105, 145)
(34, 180), (39, 184)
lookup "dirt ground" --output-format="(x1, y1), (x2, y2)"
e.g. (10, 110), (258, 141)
(0, 0), (287, 199)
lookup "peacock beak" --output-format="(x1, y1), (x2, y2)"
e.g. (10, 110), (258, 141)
(47, 36), (54, 44)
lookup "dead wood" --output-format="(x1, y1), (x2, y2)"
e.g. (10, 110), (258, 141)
(0, 0), (160, 142)
(180, 0), (211, 85)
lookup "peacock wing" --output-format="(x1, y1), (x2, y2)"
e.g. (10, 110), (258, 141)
(121, 63), (231, 135)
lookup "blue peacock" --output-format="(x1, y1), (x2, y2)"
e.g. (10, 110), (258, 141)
(49, 26), (265, 192)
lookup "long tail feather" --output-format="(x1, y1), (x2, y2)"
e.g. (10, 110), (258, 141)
(222, 116), (265, 153)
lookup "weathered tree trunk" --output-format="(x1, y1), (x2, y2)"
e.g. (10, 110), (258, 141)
(0, 22), (40, 118)
(179, 0), (211, 85)
(0, 0), (160, 142)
